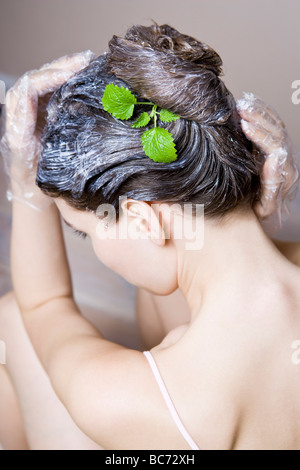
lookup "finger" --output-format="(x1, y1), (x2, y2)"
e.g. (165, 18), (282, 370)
(255, 150), (287, 219)
(243, 119), (298, 190)
(253, 139), (287, 220)
(241, 119), (284, 155)
(4, 50), (95, 138)
(5, 88), (18, 126)
(256, 156), (300, 220)
(38, 50), (95, 72)
(5, 69), (72, 129)
(237, 92), (285, 130)
(29, 68), (81, 96)
(238, 105), (284, 140)
(6, 50), (95, 115)
(28, 51), (95, 96)
(6, 76), (38, 147)
(6, 51), (93, 108)
(282, 161), (300, 200)
(262, 151), (287, 184)
(237, 100), (285, 141)
(254, 181), (282, 219)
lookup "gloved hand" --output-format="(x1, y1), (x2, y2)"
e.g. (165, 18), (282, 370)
(236, 92), (300, 233)
(0, 51), (95, 211)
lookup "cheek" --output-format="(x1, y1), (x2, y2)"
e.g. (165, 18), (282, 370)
(91, 237), (178, 294)
(91, 238), (127, 272)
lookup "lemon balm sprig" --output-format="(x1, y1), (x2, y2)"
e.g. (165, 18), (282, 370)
(102, 84), (180, 163)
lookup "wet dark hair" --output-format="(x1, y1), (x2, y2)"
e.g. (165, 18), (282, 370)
(37, 23), (263, 221)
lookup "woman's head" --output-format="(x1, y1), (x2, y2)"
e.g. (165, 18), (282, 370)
(37, 23), (262, 215)
(36, 23), (264, 292)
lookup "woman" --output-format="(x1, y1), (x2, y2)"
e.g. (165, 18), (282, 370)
(0, 24), (299, 450)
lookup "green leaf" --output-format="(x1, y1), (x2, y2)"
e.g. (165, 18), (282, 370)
(131, 112), (151, 128)
(141, 127), (178, 163)
(160, 109), (180, 123)
(102, 84), (137, 120)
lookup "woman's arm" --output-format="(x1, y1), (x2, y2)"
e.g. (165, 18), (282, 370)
(4, 55), (144, 447)
(11, 200), (107, 362)
(5, 53), (109, 359)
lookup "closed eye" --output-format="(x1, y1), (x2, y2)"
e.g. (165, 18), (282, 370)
(72, 228), (88, 240)
(62, 217), (88, 240)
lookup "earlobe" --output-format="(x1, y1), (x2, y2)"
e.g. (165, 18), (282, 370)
(141, 219), (166, 247)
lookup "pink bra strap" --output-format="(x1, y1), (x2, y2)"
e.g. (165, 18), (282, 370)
(143, 351), (200, 450)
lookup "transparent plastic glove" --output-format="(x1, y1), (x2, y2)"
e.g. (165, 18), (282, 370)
(0, 51), (95, 211)
(236, 92), (300, 234)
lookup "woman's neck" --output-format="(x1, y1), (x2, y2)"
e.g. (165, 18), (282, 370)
(176, 209), (295, 322)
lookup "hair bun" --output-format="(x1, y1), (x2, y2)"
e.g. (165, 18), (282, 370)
(123, 23), (223, 76)
(106, 23), (232, 124)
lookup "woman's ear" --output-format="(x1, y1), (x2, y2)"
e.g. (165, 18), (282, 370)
(121, 199), (166, 246)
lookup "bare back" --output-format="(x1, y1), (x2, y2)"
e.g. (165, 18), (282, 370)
(136, 261), (300, 450)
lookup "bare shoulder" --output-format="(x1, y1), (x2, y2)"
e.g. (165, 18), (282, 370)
(63, 347), (192, 449)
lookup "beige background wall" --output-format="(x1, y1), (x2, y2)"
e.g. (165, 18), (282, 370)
(0, 0), (299, 146)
